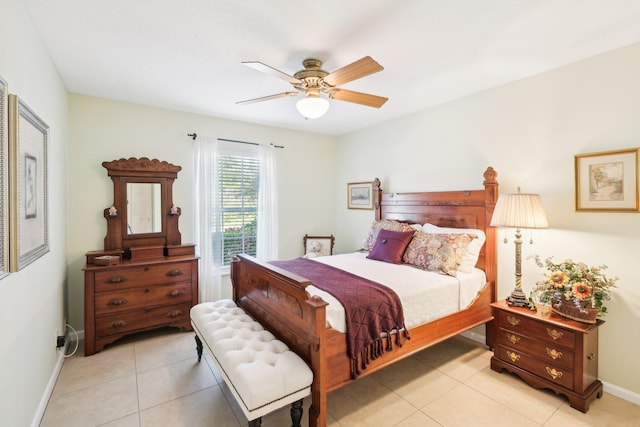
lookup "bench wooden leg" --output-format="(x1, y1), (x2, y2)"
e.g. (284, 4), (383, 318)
(290, 399), (304, 427)
(194, 334), (203, 362)
(248, 418), (262, 427)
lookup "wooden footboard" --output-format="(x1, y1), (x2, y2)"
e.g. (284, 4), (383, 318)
(230, 254), (329, 427)
(230, 167), (499, 427)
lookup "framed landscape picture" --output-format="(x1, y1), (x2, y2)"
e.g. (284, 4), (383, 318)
(8, 94), (49, 271)
(347, 181), (374, 210)
(575, 148), (639, 212)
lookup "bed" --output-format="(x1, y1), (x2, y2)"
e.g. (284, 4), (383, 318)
(230, 166), (498, 427)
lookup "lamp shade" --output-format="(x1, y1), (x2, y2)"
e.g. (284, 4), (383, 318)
(490, 192), (548, 229)
(296, 93), (329, 119)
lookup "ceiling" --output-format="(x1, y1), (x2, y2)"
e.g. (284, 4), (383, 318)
(24, 0), (640, 136)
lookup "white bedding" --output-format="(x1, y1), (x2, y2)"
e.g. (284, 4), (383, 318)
(306, 252), (486, 333)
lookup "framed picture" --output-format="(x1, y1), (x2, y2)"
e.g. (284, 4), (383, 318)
(8, 94), (49, 271)
(303, 234), (335, 258)
(575, 148), (640, 212)
(347, 181), (374, 210)
(0, 77), (8, 277)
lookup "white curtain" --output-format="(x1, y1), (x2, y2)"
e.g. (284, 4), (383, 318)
(195, 136), (222, 302)
(256, 144), (278, 262)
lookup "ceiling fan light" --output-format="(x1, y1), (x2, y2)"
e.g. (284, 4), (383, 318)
(296, 94), (329, 119)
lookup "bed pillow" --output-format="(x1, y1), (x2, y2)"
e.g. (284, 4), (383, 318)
(402, 231), (476, 276)
(362, 219), (417, 251)
(422, 224), (485, 273)
(366, 229), (416, 264)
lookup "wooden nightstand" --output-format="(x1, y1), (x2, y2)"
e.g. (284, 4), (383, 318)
(490, 300), (603, 412)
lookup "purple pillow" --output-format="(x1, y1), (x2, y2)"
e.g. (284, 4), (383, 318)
(366, 229), (415, 264)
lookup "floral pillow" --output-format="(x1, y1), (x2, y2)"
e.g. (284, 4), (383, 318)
(366, 229), (416, 264)
(402, 232), (477, 276)
(362, 219), (418, 251)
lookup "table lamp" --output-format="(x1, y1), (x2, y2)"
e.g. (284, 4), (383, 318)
(490, 188), (548, 308)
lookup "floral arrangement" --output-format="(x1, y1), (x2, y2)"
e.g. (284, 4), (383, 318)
(529, 255), (618, 319)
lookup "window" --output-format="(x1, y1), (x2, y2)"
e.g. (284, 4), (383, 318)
(218, 153), (259, 265)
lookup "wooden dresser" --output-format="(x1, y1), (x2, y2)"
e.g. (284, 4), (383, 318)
(490, 300), (603, 412)
(84, 254), (198, 356)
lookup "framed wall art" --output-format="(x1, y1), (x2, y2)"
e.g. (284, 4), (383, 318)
(303, 234), (335, 258)
(8, 94), (49, 271)
(575, 148), (640, 212)
(0, 77), (8, 277)
(347, 181), (374, 210)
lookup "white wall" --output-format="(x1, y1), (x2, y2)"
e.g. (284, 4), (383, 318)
(334, 43), (640, 400)
(0, 0), (69, 425)
(67, 94), (338, 328)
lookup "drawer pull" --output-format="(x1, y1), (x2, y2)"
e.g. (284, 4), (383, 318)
(545, 367), (563, 380)
(167, 289), (185, 297)
(547, 328), (563, 340)
(111, 320), (127, 328)
(167, 310), (183, 318)
(167, 269), (184, 277)
(546, 348), (563, 360)
(507, 334), (520, 345)
(507, 316), (520, 327)
(587, 352), (595, 361)
(107, 297), (128, 306)
(507, 351), (521, 363)
(107, 275), (127, 284)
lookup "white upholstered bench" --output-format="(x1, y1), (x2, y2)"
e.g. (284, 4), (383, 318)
(190, 299), (313, 427)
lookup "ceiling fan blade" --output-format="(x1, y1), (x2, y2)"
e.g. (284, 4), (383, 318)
(323, 56), (384, 87)
(329, 89), (388, 108)
(242, 61), (302, 85)
(236, 92), (300, 105)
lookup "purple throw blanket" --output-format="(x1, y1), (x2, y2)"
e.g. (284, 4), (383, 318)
(270, 257), (409, 378)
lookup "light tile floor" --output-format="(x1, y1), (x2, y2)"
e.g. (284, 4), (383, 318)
(41, 329), (640, 426)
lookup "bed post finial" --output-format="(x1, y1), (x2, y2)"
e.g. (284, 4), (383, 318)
(483, 167), (498, 185)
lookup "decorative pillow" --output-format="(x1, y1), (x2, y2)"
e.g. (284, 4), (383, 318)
(366, 229), (416, 264)
(402, 231), (476, 276)
(362, 219), (417, 251)
(422, 224), (485, 273)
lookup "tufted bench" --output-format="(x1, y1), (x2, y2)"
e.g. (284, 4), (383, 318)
(190, 299), (313, 427)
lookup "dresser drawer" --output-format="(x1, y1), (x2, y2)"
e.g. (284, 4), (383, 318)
(496, 344), (574, 389)
(94, 282), (193, 315)
(95, 302), (191, 337)
(497, 328), (575, 369)
(497, 310), (575, 349)
(94, 261), (193, 292)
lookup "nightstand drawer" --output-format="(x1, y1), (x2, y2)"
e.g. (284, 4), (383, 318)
(497, 328), (575, 369)
(497, 310), (575, 349)
(496, 345), (574, 389)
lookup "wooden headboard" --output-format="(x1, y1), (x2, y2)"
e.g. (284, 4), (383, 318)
(373, 167), (498, 288)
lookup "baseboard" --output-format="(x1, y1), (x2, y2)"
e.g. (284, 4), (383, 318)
(460, 329), (486, 344)
(30, 345), (66, 427)
(603, 380), (640, 406)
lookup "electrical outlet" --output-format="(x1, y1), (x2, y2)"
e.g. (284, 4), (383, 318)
(55, 328), (65, 349)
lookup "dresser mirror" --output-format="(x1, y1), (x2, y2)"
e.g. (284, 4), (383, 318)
(127, 182), (162, 234)
(102, 157), (182, 254)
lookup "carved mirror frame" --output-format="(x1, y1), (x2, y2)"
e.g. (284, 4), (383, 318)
(102, 157), (182, 253)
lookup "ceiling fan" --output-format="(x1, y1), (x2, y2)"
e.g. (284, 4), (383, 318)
(237, 56), (388, 119)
